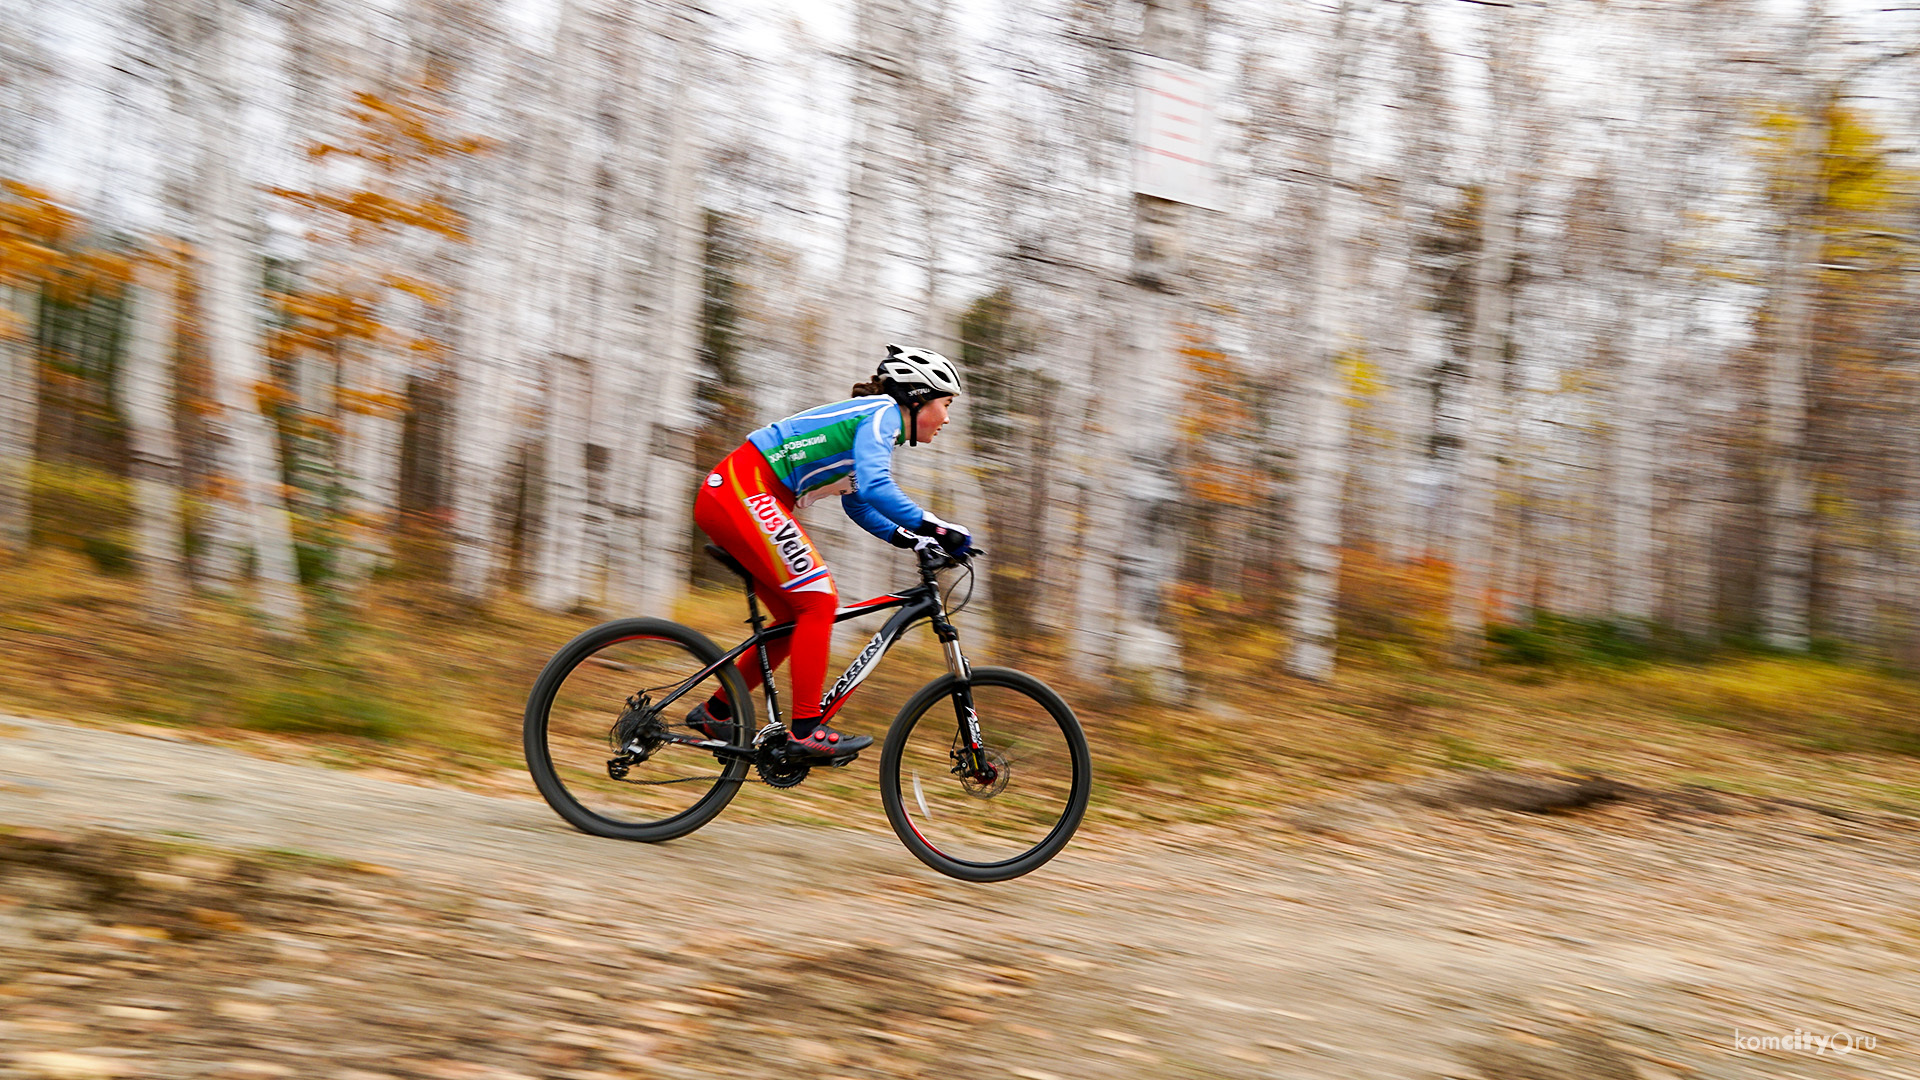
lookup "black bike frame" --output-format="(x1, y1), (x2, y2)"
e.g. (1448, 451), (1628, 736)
(647, 575), (983, 761)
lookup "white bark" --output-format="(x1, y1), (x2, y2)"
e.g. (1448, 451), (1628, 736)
(447, 188), (520, 601)
(1286, 0), (1357, 682)
(0, 1), (49, 170)
(0, 282), (36, 557)
(1760, 7), (1830, 652)
(1611, 174), (1658, 625)
(1448, 10), (1522, 665)
(192, 0), (306, 632)
(525, 0), (606, 612)
(1064, 0), (1199, 691)
(596, 17), (656, 614)
(1067, 291), (1129, 678)
(631, 6), (705, 617)
(448, 29), (538, 602)
(533, 355), (593, 611)
(122, 257), (189, 619)
(0, 0), (48, 558)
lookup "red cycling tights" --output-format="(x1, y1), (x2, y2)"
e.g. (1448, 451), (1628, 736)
(693, 444), (837, 722)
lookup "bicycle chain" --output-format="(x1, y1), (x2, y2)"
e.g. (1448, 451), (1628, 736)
(614, 763), (811, 788)
(614, 773), (742, 786)
(611, 724), (801, 786)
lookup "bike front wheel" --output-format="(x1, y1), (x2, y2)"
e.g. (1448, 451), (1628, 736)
(879, 667), (1091, 882)
(524, 618), (753, 843)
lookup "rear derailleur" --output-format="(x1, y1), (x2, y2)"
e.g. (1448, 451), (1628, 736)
(605, 693), (662, 780)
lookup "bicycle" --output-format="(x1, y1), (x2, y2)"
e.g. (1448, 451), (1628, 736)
(522, 543), (1091, 882)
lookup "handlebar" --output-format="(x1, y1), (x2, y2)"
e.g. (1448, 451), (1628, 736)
(916, 545), (984, 577)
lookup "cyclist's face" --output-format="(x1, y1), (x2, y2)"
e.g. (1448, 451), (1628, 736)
(915, 396), (952, 443)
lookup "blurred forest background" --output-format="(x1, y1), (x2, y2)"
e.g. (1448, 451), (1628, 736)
(6, 0), (1920, 808)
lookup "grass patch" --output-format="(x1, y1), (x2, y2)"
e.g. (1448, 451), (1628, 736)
(1622, 658), (1920, 756)
(235, 669), (417, 740)
(1437, 735), (1511, 771)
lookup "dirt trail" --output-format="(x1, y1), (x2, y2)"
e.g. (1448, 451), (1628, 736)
(2, 712), (1916, 1080)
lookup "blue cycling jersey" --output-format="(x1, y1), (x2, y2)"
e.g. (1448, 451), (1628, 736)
(744, 396), (925, 540)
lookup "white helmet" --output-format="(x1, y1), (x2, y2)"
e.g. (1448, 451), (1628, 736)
(877, 344), (962, 404)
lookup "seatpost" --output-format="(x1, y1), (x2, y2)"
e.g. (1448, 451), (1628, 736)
(745, 583), (781, 728)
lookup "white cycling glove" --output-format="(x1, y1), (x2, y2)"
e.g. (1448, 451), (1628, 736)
(889, 513), (972, 556)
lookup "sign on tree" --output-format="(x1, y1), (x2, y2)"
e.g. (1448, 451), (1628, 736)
(1133, 55), (1219, 212)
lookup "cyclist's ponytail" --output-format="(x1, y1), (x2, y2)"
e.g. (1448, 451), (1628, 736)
(851, 376), (888, 397)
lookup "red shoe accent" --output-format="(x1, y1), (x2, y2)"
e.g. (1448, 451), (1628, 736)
(787, 723), (871, 758)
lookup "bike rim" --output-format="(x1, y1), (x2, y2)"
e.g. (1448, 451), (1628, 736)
(539, 633), (745, 829)
(893, 682), (1083, 870)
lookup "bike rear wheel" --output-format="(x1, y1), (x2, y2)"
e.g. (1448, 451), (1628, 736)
(524, 618), (753, 842)
(879, 667), (1091, 882)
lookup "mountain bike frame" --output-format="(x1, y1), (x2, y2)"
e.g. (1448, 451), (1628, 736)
(648, 556), (985, 768)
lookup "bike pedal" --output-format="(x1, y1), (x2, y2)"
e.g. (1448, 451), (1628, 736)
(828, 753), (861, 768)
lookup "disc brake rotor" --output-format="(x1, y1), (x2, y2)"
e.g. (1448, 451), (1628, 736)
(958, 748), (1010, 798)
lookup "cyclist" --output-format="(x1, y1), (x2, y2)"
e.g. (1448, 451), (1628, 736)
(687, 345), (974, 758)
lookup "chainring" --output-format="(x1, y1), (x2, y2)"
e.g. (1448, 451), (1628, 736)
(755, 757), (812, 788)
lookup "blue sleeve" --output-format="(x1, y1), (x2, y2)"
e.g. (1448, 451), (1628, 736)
(847, 402), (926, 532)
(841, 492), (901, 541)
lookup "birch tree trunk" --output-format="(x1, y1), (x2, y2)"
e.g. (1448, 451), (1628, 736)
(631, 6), (705, 616)
(1067, 285), (1128, 678)
(1448, 11), (1521, 665)
(122, 255), (190, 619)
(447, 264), (511, 598)
(1759, 8), (1830, 652)
(533, 354), (593, 612)
(1611, 178), (1658, 625)
(1068, 0), (1200, 693)
(193, 0), (306, 633)
(448, 32), (538, 603)
(447, 186), (520, 602)
(526, 0), (604, 612)
(0, 0), (44, 557)
(0, 281), (36, 557)
(0, 0), (51, 558)
(1286, 0), (1357, 681)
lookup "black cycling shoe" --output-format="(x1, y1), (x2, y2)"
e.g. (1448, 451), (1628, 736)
(685, 702), (736, 743)
(785, 722), (871, 759)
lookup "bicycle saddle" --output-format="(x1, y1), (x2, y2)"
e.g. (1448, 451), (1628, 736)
(704, 543), (754, 584)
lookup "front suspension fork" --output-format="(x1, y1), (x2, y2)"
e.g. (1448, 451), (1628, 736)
(936, 617), (989, 776)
